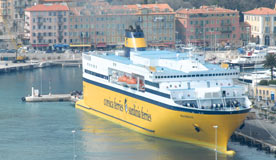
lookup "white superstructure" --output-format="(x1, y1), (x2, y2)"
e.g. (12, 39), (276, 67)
(83, 49), (251, 111)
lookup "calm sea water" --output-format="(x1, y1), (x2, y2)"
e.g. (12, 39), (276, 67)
(0, 66), (274, 160)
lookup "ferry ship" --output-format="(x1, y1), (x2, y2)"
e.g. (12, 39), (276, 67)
(76, 25), (251, 154)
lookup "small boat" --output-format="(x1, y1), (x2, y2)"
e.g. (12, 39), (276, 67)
(126, 77), (137, 88)
(238, 70), (273, 84)
(117, 75), (128, 85)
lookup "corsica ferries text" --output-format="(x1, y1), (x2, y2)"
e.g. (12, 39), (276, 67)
(103, 98), (152, 122)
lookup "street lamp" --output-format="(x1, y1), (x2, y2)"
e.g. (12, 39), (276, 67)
(72, 130), (77, 160)
(213, 125), (218, 160)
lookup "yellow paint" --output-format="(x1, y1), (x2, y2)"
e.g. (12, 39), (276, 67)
(220, 63), (229, 69)
(125, 37), (147, 48)
(254, 85), (276, 102)
(76, 81), (249, 154)
(149, 66), (156, 72)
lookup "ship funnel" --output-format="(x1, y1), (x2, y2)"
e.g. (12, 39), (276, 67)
(124, 25), (147, 57)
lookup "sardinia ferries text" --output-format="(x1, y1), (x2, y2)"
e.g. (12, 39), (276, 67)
(104, 98), (152, 122)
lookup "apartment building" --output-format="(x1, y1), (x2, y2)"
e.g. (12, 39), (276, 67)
(176, 6), (244, 48)
(0, 0), (39, 48)
(25, 4), (69, 50)
(68, 3), (175, 49)
(243, 7), (276, 46)
(0, 0), (38, 24)
(24, 2), (176, 50)
(107, 4), (176, 48)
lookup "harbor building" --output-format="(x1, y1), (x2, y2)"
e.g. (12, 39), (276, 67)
(68, 3), (175, 49)
(24, 4), (70, 50)
(254, 85), (276, 102)
(24, 2), (176, 50)
(243, 7), (276, 46)
(176, 6), (248, 48)
(68, 1), (110, 50)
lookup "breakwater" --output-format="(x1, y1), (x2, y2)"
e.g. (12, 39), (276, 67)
(0, 59), (81, 73)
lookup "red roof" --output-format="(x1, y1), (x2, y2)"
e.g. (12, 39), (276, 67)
(109, 4), (174, 13)
(177, 6), (238, 14)
(243, 7), (276, 15)
(25, 4), (69, 12)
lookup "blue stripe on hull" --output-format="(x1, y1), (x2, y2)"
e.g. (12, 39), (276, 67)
(83, 78), (251, 115)
(145, 88), (170, 98)
(77, 103), (155, 133)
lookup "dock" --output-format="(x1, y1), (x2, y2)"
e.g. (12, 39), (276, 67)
(22, 94), (71, 102)
(231, 108), (276, 156)
(0, 55), (81, 73)
(0, 62), (36, 73)
(231, 131), (276, 154)
(22, 87), (81, 102)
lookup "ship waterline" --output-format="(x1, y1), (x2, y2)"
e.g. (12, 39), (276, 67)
(76, 79), (250, 154)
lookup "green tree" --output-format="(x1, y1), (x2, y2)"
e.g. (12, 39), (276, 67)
(269, 80), (276, 85)
(259, 80), (268, 85)
(264, 54), (276, 80)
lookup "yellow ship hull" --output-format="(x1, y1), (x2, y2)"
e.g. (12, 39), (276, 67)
(76, 79), (250, 154)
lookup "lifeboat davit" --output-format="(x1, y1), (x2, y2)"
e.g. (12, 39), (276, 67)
(139, 80), (145, 90)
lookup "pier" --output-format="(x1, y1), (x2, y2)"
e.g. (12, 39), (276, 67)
(231, 106), (276, 156)
(231, 131), (276, 154)
(0, 59), (81, 73)
(22, 87), (82, 103)
(0, 52), (82, 73)
(22, 93), (72, 102)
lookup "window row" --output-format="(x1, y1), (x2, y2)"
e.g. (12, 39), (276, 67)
(33, 39), (67, 44)
(155, 72), (238, 79)
(32, 17), (67, 23)
(32, 32), (68, 37)
(190, 19), (235, 25)
(32, 25), (67, 30)
(190, 13), (236, 18)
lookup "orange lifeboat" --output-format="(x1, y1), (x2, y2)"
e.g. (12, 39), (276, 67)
(126, 77), (137, 88)
(126, 77), (137, 84)
(117, 75), (128, 84)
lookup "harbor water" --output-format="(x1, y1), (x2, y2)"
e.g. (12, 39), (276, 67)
(0, 66), (275, 160)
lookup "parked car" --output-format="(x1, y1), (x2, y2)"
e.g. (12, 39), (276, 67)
(0, 49), (7, 53)
(46, 49), (53, 53)
(7, 49), (17, 53)
(56, 49), (65, 53)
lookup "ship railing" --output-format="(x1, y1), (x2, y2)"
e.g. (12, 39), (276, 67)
(176, 97), (248, 111)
